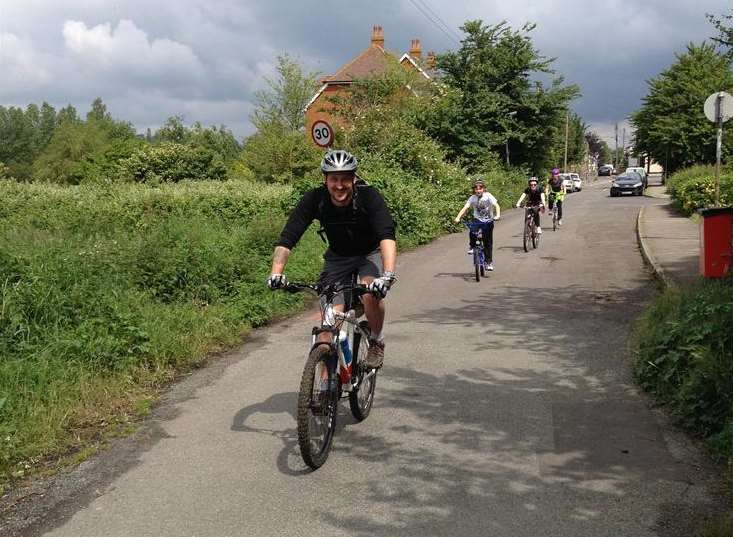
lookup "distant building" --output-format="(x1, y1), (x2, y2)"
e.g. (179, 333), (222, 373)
(304, 25), (436, 143)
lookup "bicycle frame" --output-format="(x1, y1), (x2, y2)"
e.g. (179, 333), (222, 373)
(521, 205), (541, 252)
(465, 222), (486, 265)
(291, 280), (374, 393)
(548, 192), (563, 230)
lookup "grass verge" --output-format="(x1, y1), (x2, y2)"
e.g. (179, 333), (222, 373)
(632, 277), (733, 465)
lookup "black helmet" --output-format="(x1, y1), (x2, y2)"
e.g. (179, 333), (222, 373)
(321, 149), (358, 173)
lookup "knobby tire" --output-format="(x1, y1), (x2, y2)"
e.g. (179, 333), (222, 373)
(349, 321), (377, 421)
(297, 344), (338, 469)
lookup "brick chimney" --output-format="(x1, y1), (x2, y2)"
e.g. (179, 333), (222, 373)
(410, 39), (422, 60)
(371, 25), (384, 47)
(426, 51), (436, 70)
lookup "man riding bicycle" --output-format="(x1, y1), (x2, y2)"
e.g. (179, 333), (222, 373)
(453, 178), (501, 271)
(515, 177), (546, 234)
(545, 168), (566, 226)
(266, 149), (397, 369)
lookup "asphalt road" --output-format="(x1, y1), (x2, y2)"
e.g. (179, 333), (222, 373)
(19, 177), (726, 537)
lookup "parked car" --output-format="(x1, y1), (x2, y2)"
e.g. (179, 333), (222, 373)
(569, 173), (582, 192)
(598, 164), (615, 176)
(559, 173), (573, 192)
(625, 167), (648, 189)
(610, 173), (644, 196)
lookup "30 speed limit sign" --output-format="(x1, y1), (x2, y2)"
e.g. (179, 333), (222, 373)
(311, 120), (333, 147)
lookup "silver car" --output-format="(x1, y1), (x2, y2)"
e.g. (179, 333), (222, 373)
(559, 173), (573, 192)
(569, 173), (582, 192)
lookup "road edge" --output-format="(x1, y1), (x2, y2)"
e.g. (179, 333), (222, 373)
(636, 206), (674, 288)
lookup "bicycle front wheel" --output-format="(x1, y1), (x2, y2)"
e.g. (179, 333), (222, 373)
(297, 344), (338, 469)
(523, 220), (530, 252)
(473, 250), (481, 281)
(349, 321), (377, 421)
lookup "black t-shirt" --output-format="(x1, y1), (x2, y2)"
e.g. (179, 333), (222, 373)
(276, 184), (396, 256)
(548, 177), (563, 192)
(524, 187), (543, 206)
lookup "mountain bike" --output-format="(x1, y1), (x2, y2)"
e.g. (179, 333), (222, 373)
(548, 192), (563, 231)
(280, 274), (378, 469)
(464, 221), (487, 282)
(522, 205), (541, 252)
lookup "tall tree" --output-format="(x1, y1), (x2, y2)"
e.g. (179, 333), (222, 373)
(0, 103), (58, 180)
(585, 131), (611, 165)
(86, 97), (111, 122)
(251, 54), (320, 131)
(707, 9), (733, 57)
(155, 116), (189, 144)
(631, 42), (733, 174)
(421, 20), (580, 173)
(241, 55), (321, 182)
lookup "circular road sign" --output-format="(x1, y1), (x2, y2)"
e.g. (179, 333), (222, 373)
(704, 91), (733, 123)
(311, 120), (333, 147)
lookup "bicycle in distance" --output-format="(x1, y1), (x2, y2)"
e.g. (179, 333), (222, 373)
(549, 192), (564, 231)
(464, 221), (489, 282)
(277, 272), (378, 469)
(520, 204), (543, 252)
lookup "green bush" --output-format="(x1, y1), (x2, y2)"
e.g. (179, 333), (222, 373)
(633, 278), (733, 463)
(239, 123), (321, 183)
(119, 143), (227, 183)
(0, 179), (323, 480)
(666, 165), (733, 214)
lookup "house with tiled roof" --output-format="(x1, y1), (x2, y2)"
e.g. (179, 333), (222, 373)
(304, 25), (436, 143)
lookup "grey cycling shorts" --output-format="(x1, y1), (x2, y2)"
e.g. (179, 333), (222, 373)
(318, 248), (383, 292)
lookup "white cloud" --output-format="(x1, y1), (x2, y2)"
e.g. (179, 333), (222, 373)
(62, 19), (204, 81)
(0, 0), (731, 137)
(0, 32), (53, 90)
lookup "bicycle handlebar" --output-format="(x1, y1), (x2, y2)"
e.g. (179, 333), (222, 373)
(282, 281), (373, 298)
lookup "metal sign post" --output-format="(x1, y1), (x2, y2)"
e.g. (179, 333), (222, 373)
(716, 95), (723, 207)
(704, 91), (733, 206)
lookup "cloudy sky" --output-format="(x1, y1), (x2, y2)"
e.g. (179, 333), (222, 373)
(1, 0), (730, 143)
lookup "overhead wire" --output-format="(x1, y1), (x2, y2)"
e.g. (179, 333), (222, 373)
(411, 0), (462, 43)
(405, 0), (461, 46)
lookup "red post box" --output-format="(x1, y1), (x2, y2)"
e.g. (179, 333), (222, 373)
(699, 207), (733, 278)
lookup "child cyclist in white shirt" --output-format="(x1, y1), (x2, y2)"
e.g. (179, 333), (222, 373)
(454, 178), (501, 271)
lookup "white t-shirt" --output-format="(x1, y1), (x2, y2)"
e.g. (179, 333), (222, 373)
(467, 192), (497, 222)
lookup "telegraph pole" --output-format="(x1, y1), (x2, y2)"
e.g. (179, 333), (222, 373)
(563, 111), (569, 171)
(621, 127), (626, 169)
(614, 123), (618, 172)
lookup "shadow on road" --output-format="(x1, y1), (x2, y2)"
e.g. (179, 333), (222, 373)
(312, 282), (725, 536)
(231, 390), (360, 477)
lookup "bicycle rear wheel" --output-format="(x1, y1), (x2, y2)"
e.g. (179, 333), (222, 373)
(349, 321), (377, 421)
(297, 344), (338, 469)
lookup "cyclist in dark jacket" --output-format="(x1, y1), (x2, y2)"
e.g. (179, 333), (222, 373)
(515, 177), (546, 234)
(266, 149), (397, 369)
(545, 168), (566, 226)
